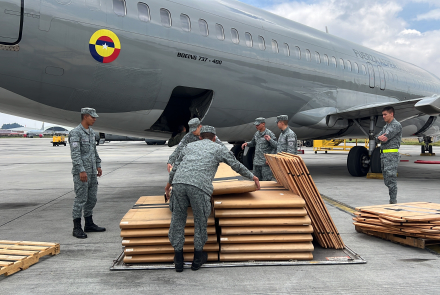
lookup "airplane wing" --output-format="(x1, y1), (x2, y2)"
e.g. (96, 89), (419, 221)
(327, 95), (440, 124)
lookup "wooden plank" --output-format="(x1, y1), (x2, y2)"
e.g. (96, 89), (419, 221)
(124, 243), (219, 255)
(123, 252), (218, 263)
(215, 208), (307, 218)
(213, 181), (257, 195)
(0, 241), (58, 247)
(218, 216), (312, 227)
(213, 190), (305, 209)
(122, 235), (217, 246)
(221, 225), (313, 235)
(356, 202), (440, 222)
(121, 226), (216, 238)
(0, 245), (50, 251)
(135, 196), (167, 205)
(0, 249), (39, 256)
(214, 163), (240, 179)
(220, 242), (314, 253)
(220, 234), (313, 244)
(0, 261), (14, 266)
(220, 252), (313, 261)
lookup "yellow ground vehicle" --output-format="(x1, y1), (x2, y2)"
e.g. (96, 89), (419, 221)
(51, 134), (67, 146)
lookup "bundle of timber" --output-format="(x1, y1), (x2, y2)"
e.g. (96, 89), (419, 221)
(214, 182), (314, 262)
(265, 153), (345, 249)
(120, 196), (219, 263)
(354, 202), (440, 240)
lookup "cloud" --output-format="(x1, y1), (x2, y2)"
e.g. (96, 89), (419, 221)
(415, 8), (440, 20)
(264, 0), (440, 78)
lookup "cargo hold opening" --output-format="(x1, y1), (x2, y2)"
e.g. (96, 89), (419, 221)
(149, 86), (214, 135)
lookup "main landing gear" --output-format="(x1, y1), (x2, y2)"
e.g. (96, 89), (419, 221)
(347, 116), (382, 176)
(420, 136), (434, 155)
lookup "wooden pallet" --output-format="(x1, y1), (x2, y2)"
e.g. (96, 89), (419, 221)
(355, 226), (440, 249)
(0, 240), (60, 276)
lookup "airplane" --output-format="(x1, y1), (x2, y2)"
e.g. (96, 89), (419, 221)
(9, 123), (45, 138)
(1, 0), (440, 177)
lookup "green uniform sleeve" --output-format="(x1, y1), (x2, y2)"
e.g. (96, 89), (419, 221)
(246, 135), (256, 148)
(220, 147), (254, 180)
(383, 123), (402, 141)
(268, 131), (277, 151)
(69, 130), (85, 173)
(169, 146), (186, 183)
(95, 142), (101, 168)
(168, 135), (189, 164)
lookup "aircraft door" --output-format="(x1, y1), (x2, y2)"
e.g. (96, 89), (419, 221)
(367, 63), (375, 88)
(0, 0), (23, 44)
(378, 66), (386, 90)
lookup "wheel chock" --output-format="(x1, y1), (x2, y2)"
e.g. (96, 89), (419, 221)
(420, 153), (436, 156)
(366, 173), (399, 179)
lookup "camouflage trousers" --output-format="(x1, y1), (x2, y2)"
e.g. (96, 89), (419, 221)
(168, 184), (211, 251)
(72, 172), (98, 219)
(253, 165), (274, 181)
(381, 153), (399, 203)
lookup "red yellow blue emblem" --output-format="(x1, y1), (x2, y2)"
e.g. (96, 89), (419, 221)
(89, 29), (121, 63)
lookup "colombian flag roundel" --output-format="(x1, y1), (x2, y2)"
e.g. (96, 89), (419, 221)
(89, 29), (121, 63)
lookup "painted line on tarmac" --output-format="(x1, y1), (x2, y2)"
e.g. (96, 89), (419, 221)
(321, 194), (356, 215)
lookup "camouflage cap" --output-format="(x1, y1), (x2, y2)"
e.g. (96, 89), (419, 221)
(200, 125), (216, 135)
(276, 115), (288, 122)
(254, 117), (265, 125)
(81, 107), (99, 118)
(188, 118), (201, 132)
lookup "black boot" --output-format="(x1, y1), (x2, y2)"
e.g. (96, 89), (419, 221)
(84, 215), (106, 232)
(174, 250), (184, 272)
(73, 218), (87, 239)
(191, 250), (208, 271)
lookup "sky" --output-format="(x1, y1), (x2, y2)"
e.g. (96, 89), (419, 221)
(1, 0), (440, 127)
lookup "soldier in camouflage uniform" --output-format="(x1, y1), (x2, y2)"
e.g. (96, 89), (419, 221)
(376, 106), (402, 204)
(168, 125), (187, 147)
(275, 115), (298, 154)
(241, 117), (277, 181)
(167, 118), (225, 172)
(165, 126), (259, 272)
(69, 108), (106, 239)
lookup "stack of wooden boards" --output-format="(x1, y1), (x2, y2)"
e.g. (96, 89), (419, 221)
(354, 202), (440, 240)
(120, 196), (219, 263)
(213, 182), (314, 261)
(266, 153), (345, 249)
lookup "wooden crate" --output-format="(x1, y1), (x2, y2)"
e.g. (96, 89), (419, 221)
(0, 240), (60, 276)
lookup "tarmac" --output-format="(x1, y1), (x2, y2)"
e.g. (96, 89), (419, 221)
(1, 138), (439, 294)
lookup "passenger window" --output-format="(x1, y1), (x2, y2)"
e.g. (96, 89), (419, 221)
(362, 64), (367, 75)
(353, 62), (359, 73)
(258, 36), (265, 50)
(295, 46), (301, 59)
(315, 52), (321, 63)
(231, 28), (239, 44)
(323, 54), (329, 65)
(160, 8), (171, 27)
(137, 3), (150, 22)
(346, 60), (352, 71)
(339, 58), (345, 69)
(180, 14), (191, 32)
(199, 19), (208, 36)
(305, 49), (311, 61)
(245, 32), (253, 47)
(283, 43), (290, 56)
(113, 0), (126, 16)
(331, 56), (337, 67)
(272, 40), (279, 53)
(215, 24), (225, 40)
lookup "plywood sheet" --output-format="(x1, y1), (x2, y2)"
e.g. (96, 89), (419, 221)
(214, 163), (240, 179)
(135, 196), (167, 205)
(121, 226), (216, 238)
(215, 208), (307, 218)
(120, 208), (215, 229)
(122, 235), (217, 246)
(220, 234), (313, 244)
(220, 242), (314, 253)
(219, 216), (312, 227)
(124, 243), (219, 255)
(219, 252), (313, 261)
(213, 190), (305, 209)
(213, 181), (256, 196)
(356, 202), (440, 222)
(124, 252), (218, 263)
(221, 225), (314, 235)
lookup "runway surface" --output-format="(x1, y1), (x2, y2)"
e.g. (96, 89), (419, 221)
(1, 138), (439, 294)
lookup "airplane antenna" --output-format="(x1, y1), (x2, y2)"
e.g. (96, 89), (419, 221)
(325, 26), (329, 34)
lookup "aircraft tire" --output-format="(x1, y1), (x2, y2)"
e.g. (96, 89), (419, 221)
(230, 145), (244, 163)
(242, 147), (255, 171)
(429, 145), (433, 154)
(347, 146), (369, 177)
(370, 147), (382, 173)
(304, 140), (313, 147)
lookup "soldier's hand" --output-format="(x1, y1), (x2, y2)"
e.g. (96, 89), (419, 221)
(165, 183), (172, 202)
(167, 163), (173, 173)
(241, 143), (247, 150)
(97, 168), (102, 177)
(264, 135), (271, 141)
(378, 135), (388, 142)
(80, 172), (88, 182)
(253, 176), (261, 190)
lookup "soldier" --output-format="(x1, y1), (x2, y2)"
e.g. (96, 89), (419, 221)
(168, 125), (187, 147)
(275, 115), (298, 154)
(69, 108), (106, 239)
(377, 106), (402, 204)
(167, 118), (224, 172)
(241, 117), (277, 181)
(165, 126), (260, 272)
